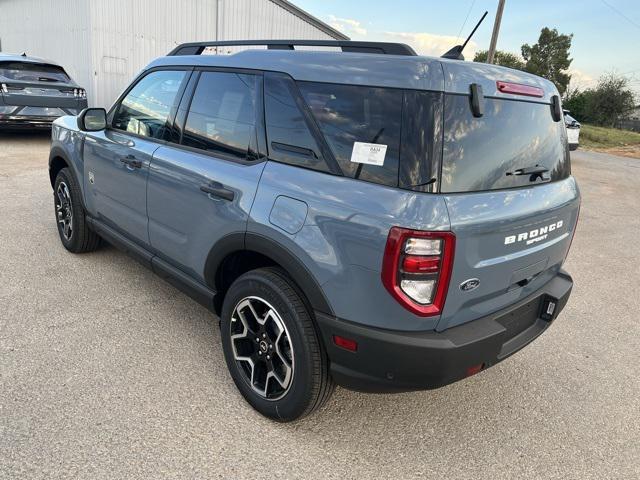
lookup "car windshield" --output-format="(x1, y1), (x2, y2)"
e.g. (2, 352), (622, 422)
(0, 61), (71, 82)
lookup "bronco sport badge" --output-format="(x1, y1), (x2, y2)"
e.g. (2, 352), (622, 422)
(504, 220), (564, 246)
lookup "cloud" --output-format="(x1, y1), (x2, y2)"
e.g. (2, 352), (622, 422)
(568, 68), (597, 91)
(324, 15), (477, 59)
(327, 15), (367, 36)
(380, 31), (478, 59)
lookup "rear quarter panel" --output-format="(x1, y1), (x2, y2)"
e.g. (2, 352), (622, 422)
(249, 161), (451, 332)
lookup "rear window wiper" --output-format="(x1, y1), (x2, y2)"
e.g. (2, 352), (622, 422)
(506, 165), (549, 182)
(38, 76), (60, 82)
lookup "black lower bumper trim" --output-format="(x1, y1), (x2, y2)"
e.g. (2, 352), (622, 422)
(315, 270), (573, 393)
(0, 116), (57, 128)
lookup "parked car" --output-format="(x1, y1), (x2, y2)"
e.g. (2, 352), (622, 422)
(564, 110), (581, 151)
(0, 53), (87, 129)
(48, 40), (580, 422)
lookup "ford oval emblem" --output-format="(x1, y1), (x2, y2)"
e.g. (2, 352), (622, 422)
(460, 278), (480, 292)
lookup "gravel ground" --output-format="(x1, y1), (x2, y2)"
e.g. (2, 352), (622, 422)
(1, 132), (639, 479)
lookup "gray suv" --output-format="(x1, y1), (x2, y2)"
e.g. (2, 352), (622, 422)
(48, 40), (580, 421)
(0, 53), (88, 129)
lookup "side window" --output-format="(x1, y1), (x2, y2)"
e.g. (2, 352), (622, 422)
(298, 82), (402, 187)
(112, 70), (187, 140)
(181, 71), (258, 161)
(264, 72), (329, 173)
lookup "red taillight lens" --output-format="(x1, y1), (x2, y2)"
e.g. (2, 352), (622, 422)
(496, 81), (544, 98)
(381, 227), (455, 317)
(402, 255), (440, 273)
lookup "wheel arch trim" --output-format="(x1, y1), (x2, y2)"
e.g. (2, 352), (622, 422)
(204, 232), (334, 316)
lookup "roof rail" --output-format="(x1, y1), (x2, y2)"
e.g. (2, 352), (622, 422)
(167, 40), (417, 57)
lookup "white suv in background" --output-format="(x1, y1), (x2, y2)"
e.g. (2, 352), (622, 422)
(564, 110), (581, 151)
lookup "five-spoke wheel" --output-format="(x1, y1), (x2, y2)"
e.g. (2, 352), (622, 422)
(230, 296), (294, 400)
(55, 181), (74, 241)
(53, 167), (101, 253)
(221, 268), (334, 421)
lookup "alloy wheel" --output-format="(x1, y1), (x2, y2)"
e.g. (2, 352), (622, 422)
(230, 296), (294, 400)
(55, 182), (73, 241)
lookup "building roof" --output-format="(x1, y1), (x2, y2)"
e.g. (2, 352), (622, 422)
(270, 0), (349, 40)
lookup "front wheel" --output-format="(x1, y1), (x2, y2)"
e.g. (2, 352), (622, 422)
(220, 268), (334, 421)
(53, 168), (101, 253)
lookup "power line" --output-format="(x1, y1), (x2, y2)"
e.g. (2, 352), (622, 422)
(456, 0), (477, 44)
(599, 0), (640, 31)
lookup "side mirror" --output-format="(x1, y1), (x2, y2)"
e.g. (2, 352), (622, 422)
(78, 108), (107, 132)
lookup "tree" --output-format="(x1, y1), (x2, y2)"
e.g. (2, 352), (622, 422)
(473, 50), (525, 70)
(563, 73), (635, 126)
(521, 28), (573, 95)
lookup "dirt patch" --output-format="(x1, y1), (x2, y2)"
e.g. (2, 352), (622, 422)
(582, 145), (640, 159)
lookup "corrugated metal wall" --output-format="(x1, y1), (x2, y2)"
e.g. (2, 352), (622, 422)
(89, 0), (338, 107)
(88, 0), (221, 107)
(0, 0), (340, 107)
(0, 0), (92, 96)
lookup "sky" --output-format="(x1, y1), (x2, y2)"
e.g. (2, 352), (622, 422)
(295, 0), (640, 97)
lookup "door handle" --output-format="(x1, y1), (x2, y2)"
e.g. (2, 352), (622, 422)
(200, 181), (235, 202)
(120, 155), (142, 169)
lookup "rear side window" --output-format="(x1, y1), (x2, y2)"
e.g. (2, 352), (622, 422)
(264, 73), (329, 173)
(441, 95), (570, 193)
(298, 82), (402, 187)
(182, 71), (258, 161)
(0, 61), (70, 82)
(112, 70), (187, 140)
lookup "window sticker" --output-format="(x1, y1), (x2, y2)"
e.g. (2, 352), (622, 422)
(350, 142), (387, 166)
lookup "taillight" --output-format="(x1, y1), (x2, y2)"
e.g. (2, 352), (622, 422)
(381, 227), (455, 316)
(496, 81), (544, 98)
(74, 88), (86, 98)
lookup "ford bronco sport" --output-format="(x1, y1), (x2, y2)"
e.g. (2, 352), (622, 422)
(48, 40), (580, 421)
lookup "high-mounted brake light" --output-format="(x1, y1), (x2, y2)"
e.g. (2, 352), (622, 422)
(381, 227), (455, 316)
(496, 81), (544, 98)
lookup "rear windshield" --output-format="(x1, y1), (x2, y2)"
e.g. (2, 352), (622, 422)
(441, 95), (570, 193)
(0, 62), (70, 83)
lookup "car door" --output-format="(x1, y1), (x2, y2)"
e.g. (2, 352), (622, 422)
(83, 68), (190, 246)
(147, 69), (267, 281)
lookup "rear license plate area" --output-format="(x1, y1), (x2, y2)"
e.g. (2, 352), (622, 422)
(496, 299), (540, 340)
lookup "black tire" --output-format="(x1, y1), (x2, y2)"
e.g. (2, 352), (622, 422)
(53, 168), (101, 253)
(220, 267), (334, 421)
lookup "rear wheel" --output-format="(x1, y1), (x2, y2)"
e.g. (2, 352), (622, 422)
(220, 268), (334, 421)
(53, 168), (101, 253)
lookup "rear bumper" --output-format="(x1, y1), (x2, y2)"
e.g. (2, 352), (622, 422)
(0, 115), (59, 128)
(316, 269), (573, 393)
(0, 103), (85, 129)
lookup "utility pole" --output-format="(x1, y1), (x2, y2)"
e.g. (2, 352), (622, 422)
(487, 0), (506, 64)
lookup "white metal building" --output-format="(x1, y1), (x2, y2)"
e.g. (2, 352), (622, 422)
(0, 0), (347, 106)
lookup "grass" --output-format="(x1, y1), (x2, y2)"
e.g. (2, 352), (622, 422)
(579, 124), (640, 150)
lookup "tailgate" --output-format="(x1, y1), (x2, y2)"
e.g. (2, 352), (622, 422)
(437, 177), (580, 331)
(1, 82), (81, 109)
